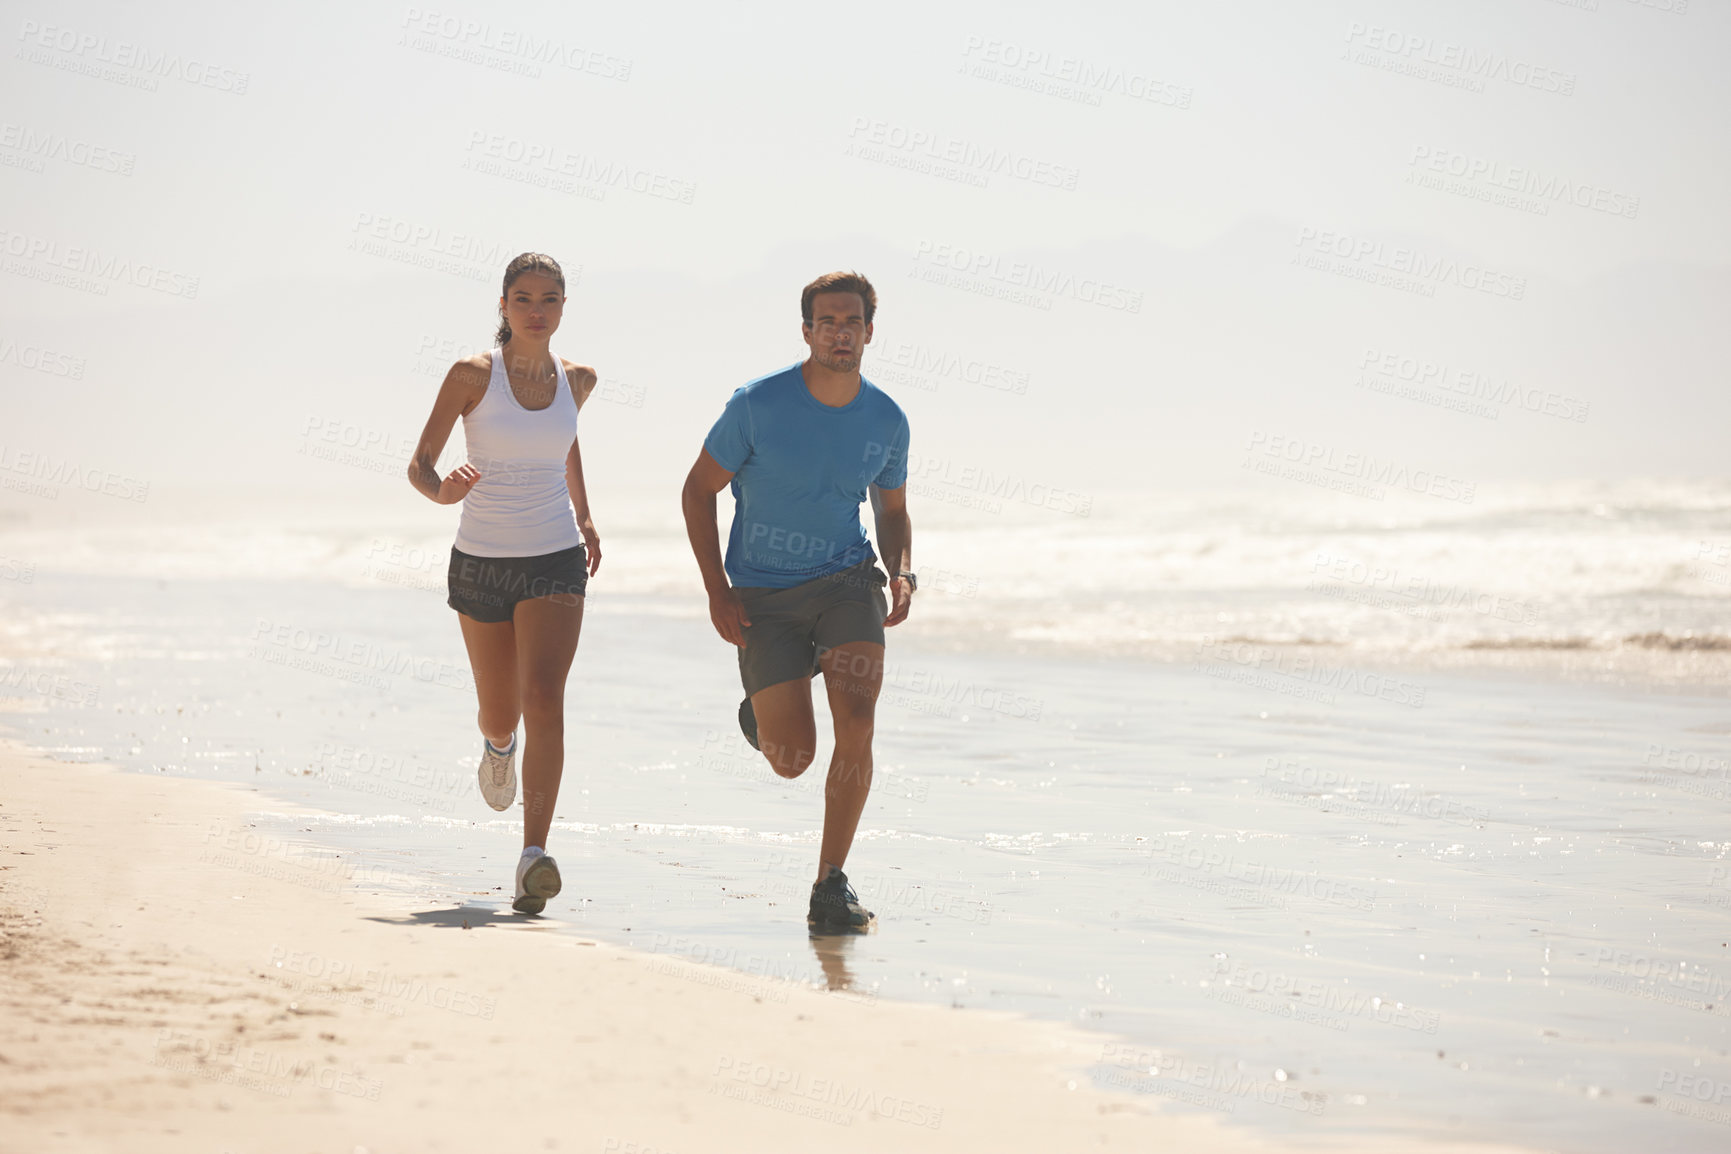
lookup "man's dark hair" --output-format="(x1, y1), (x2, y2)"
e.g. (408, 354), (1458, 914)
(801, 270), (877, 326)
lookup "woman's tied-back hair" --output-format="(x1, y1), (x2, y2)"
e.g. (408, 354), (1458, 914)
(800, 270), (877, 326)
(496, 252), (566, 346)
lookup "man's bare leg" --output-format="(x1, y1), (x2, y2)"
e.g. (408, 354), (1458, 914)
(751, 677), (817, 780)
(816, 642), (883, 884)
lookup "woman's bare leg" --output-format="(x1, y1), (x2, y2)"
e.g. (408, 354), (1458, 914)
(458, 615), (520, 749)
(512, 593), (584, 850)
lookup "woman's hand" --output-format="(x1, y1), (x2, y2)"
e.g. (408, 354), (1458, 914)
(580, 518), (602, 576)
(437, 463), (481, 505)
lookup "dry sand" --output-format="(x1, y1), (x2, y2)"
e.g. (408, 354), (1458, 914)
(0, 740), (1546, 1154)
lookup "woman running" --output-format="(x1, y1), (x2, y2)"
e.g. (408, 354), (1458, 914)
(407, 252), (601, 914)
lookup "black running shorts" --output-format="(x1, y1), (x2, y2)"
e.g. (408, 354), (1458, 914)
(447, 543), (588, 623)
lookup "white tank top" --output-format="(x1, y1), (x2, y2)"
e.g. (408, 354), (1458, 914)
(453, 347), (582, 557)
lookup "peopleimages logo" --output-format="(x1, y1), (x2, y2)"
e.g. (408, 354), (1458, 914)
(266, 945), (496, 1019)
(15, 19), (252, 93)
(1294, 227), (1526, 300)
(0, 337), (86, 378)
(845, 116), (1080, 190)
(1244, 430), (1477, 504)
(891, 446), (1092, 517)
(884, 665), (1043, 722)
(710, 1057), (944, 1130)
(875, 341), (1029, 395)
(1309, 551), (1540, 625)
(1098, 1044), (1326, 1116)
(1356, 347), (1589, 423)
(910, 240), (1142, 313)
(0, 227), (200, 298)
(249, 618), (472, 692)
(957, 36), (1193, 109)
(1208, 956), (1441, 1033)
(0, 443), (148, 501)
(348, 212), (517, 269)
(463, 131), (695, 204)
(1138, 830), (1378, 910)
(1407, 146), (1639, 219)
(399, 8), (631, 79)
(1590, 947), (1731, 1014)
(0, 122), (135, 174)
(1342, 22), (1576, 95)
(742, 522), (843, 564)
(1261, 756), (1490, 826)
(1195, 635), (1428, 709)
(1657, 1069), (1731, 1106)
(0, 667), (100, 707)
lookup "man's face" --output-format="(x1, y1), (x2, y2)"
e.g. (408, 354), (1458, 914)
(803, 291), (872, 373)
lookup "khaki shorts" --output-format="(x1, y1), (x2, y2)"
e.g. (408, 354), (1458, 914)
(735, 558), (888, 696)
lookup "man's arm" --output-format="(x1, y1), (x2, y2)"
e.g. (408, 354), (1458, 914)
(681, 448), (752, 646)
(870, 483), (914, 627)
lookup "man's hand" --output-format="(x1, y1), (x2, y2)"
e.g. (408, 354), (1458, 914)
(709, 587), (752, 647)
(869, 483), (913, 627)
(683, 449), (744, 644)
(885, 575), (914, 627)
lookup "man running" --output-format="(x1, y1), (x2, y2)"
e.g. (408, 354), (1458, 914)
(680, 271), (914, 930)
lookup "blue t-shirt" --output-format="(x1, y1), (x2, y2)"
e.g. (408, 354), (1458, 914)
(703, 363), (910, 589)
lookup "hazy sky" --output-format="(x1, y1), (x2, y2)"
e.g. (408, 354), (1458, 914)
(2, 0), (1726, 527)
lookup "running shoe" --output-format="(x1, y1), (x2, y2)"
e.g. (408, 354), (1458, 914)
(513, 849), (562, 915)
(478, 735), (517, 811)
(808, 866), (875, 929)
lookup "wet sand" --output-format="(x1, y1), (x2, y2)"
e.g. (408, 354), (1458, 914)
(2, 534), (1729, 1151)
(0, 740), (1557, 1154)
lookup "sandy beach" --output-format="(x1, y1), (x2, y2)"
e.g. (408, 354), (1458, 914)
(4, 507), (1731, 1151)
(0, 738), (1559, 1154)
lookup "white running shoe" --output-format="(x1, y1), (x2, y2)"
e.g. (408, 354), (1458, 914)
(478, 736), (517, 812)
(513, 848), (562, 914)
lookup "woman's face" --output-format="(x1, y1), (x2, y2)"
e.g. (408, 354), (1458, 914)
(500, 270), (565, 340)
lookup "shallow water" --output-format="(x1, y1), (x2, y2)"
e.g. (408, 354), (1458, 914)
(5, 567), (1731, 1152)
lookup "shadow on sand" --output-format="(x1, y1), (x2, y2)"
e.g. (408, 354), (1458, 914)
(362, 902), (558, 931)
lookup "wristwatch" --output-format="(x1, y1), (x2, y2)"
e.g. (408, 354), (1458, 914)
(894, 570), (918, 591)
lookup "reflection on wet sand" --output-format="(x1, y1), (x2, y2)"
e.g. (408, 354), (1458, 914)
(810, 926), (868, 993)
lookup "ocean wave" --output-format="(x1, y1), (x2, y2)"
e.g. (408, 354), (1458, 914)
(5, 480), (1730, 677)
(1463, 638), (1596, 651)
(1623, 632), (1731, 652)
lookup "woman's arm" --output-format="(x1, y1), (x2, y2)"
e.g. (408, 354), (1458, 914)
(564, 361), (601, 574)
(407, 357), (489, 503)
